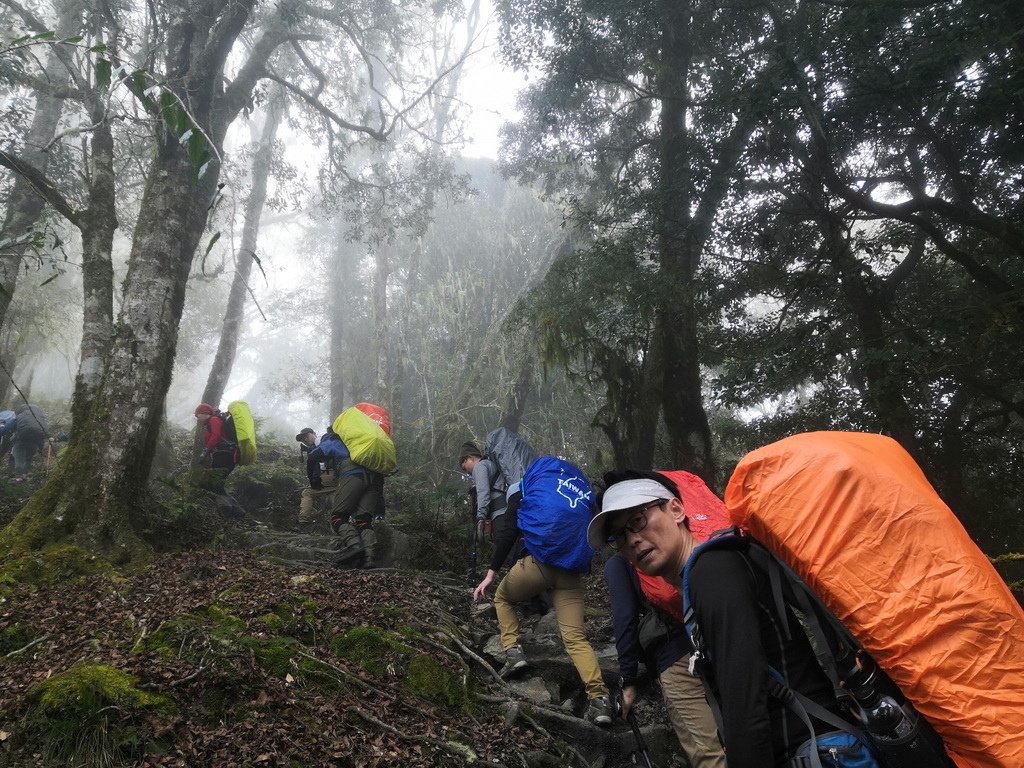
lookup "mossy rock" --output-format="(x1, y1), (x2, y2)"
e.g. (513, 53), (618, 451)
(31, 663), (168, 715)
(330, 625), (414, 676)
(403, 652), (473, 712)
(23, 663), (170, 768)
(0, 543), (110, 594)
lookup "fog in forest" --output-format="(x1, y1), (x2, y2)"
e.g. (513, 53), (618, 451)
(1, 0), (1022, 558)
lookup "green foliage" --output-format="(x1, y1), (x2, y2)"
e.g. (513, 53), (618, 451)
(23, 663), (169, 768)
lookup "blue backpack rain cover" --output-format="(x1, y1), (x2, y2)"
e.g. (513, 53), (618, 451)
(517, 456), (595, 573)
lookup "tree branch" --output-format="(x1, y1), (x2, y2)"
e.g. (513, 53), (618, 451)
(0, 150), (81, 225)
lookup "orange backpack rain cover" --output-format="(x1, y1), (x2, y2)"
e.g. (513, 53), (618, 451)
(725, 431), (1024, 768)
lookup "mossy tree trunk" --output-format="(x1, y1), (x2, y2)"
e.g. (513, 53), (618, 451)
(0, 0), (265, 563)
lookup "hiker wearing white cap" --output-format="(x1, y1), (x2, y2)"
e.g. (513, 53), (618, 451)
(592, 470), (844, 768)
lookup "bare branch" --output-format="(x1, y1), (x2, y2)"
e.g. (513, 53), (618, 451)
(0, 150), (82, 225)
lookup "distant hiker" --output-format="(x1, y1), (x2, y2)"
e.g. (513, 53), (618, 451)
(296, 426), (336, 527)
(309, 425), (384, 569)
(472, 455), (613, 727)
(458, 440), (512, 551)
(604, 553), (725, 767)
(194, 403), (242, 517)
(9, 403), (48, 471)
(0, 409), (16, 462)
(589, 471), (877, 768)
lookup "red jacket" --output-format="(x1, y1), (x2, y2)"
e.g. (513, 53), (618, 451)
(203, 415), (226, 451)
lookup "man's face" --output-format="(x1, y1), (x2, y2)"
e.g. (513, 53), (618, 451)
(301, 433), (317, 447)
(195, 413), (211, 424)
(461, 456), (479, 474)
(612, 497), (688, 578)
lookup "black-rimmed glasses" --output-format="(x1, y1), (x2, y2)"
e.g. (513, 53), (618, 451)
(608, 500), (667, 550)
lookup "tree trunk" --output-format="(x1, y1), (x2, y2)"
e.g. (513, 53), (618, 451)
(329, 233), (348, 420)
(371, 244), (391, 409)
(200, 95), (282, 409)
(0, 3), (78, 332)
(595, 342), (662, 468)
(653, 0), (716, 484)
(0, 0), (260, 562)
(73, 117), (117, 426)
(498, 354), (534, 433)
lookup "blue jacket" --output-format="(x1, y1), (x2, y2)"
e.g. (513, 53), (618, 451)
(604, 553), (692, 685)
(307, 431), (349, 464)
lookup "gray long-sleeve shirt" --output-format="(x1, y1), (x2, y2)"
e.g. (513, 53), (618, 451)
(472, 457), (507, 521)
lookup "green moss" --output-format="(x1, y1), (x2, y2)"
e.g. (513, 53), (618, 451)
(330, 625), (414, 676)
(403, 653), (471, 711)
(134, 604), (245, 660)
(32, 663), (167, 714)
(242, 636), (302, 677)
(0, 543), (110, 594)
(259, 612), (287, 633)
(23, 663), (170, 768)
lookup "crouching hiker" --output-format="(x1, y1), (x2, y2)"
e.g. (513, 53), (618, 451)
(603, 552), (725, 767)
(472, 456), (613, 726)
(310, 428), (383, 569)
(589, 471), (871, 768)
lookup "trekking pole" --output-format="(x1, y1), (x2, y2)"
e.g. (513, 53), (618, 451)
(45, 438), (54, 471)
(616, 692), (655, 768)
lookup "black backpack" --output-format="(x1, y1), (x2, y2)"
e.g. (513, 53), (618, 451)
(682, 529), (953, 768)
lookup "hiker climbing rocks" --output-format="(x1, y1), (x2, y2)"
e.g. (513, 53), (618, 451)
(459, 440), (512, 557)
(296, 426), (336, 528)
(195, 403), (238, 480)
(310, 425), (383, 569)
(0, 409), (17, 463)
(589, 471), (886, 768)
(194, 403), (244, 517)
(9, 403), (48, 471)
(472, 455), (613, 727)
(604, 552), (725, 767)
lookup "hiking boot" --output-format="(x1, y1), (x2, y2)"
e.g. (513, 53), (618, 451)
(584, 696), (614, 727)
(498, 645), (528, 678)
(333, 543), (365, 569)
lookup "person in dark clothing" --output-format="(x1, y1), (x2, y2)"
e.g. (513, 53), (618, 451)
(10, 404), (48, 470)
(309, 429), (383, 569)
(589, 472), (843, 768)
(604, 553), (725, 767)
(0, 409), (18, 463)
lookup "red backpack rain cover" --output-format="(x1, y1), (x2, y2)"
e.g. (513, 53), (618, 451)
(725, 431), (1024, 768)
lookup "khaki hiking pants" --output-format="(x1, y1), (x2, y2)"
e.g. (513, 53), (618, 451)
(494, 554), (609, 701)
(298, 475), (337, 523)
(660, 655), (726, 768)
